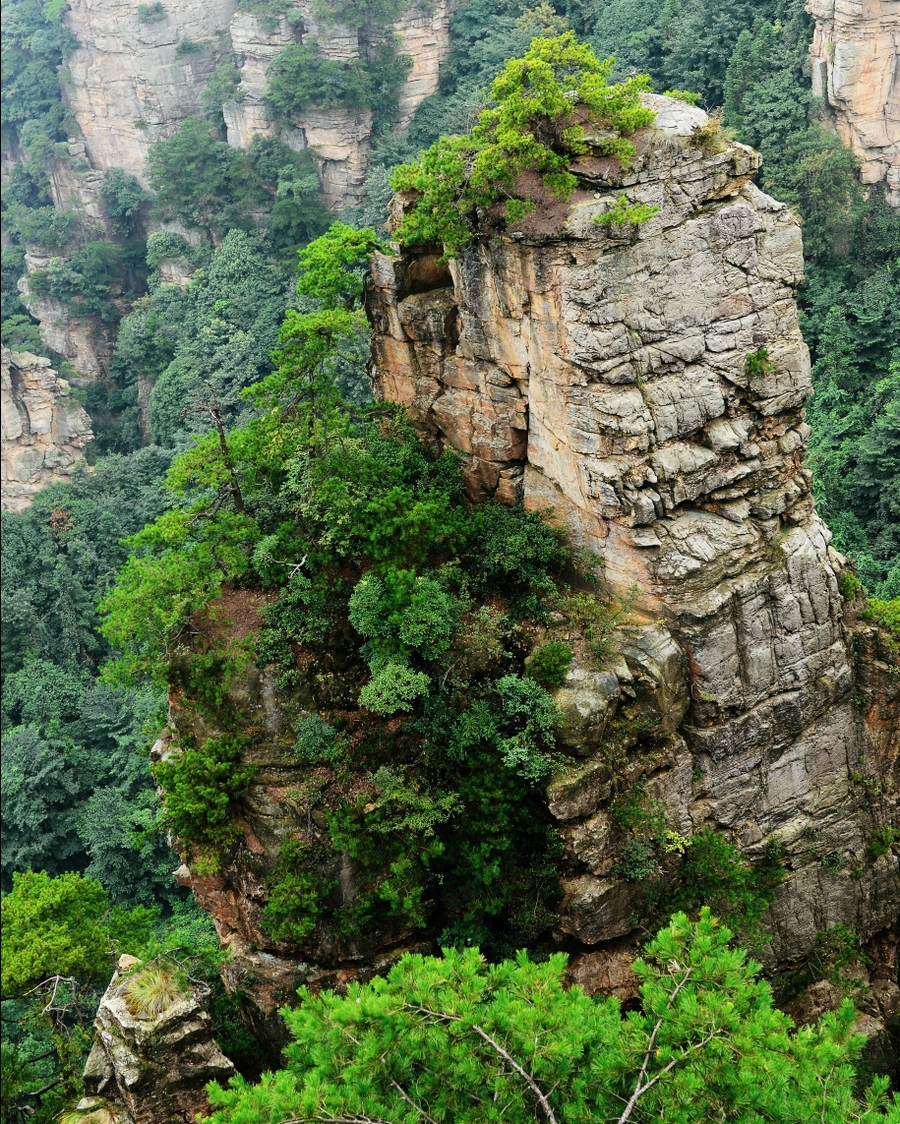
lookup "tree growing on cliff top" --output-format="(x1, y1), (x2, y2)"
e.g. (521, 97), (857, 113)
(205, 908), (897, 1123)
(391, 32), (656, 256)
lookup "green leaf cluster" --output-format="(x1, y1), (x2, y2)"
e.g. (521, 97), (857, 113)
(147, 121), (329, 248)
(152, 734), (257, 870)
(265, 37), (413, 130)
(391, 32), (654, 255)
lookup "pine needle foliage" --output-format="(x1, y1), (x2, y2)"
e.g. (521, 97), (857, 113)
(392, 32), (654, 255)
(205, 908), (898, 1123)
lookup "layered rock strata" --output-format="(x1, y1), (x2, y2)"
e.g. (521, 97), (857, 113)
(366, 94), (900, 965)
(808, 0), (900, 205)
(1, 347), (93, 512)
(223, 0), (456, 208)
(76, 954), (235, 1124)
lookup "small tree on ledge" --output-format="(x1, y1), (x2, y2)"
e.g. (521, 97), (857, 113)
(391, 32), (656, 257)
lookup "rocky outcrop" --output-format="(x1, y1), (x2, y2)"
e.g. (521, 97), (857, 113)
(76, 954), (235, 1124)
(366, 94), (900, 966)
(17, 252), (116, 384)
(223, 0), (456, 208)
(1, 347), (93, 512)
(808, 0), (900, 205)
(63, 0), (238, 184)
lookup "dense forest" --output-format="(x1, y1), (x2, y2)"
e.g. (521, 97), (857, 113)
(1, 0), (898, 1119)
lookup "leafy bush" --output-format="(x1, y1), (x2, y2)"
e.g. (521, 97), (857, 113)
(174, 36), (202, 57)
(201, 62), (243, 116)
(262, 838), (332, 941)
(661, 828), (784, 944)
(265, 39), (411, 127)
(392, 32), (655, 255)
(290, 715), (348, 765)
(593, 191), (659, 228)
(867, 826), (898, 859)
(102, 167), (149, 235)
(745, 346), (774, 378)
(144, 230), (195, 268)
(861, 597), (900, 642)
(137, 2), (166, 21)
(358, 662), (431, 714)
(152, 734), (257, 868)
(1, 871), (111, 993)
(618, 837), (658, 880)
(525, 640), (573, 688)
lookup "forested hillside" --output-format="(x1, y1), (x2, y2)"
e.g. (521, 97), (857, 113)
(1, 0), (897, 1118)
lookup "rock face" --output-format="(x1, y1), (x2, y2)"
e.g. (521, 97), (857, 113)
(77, 954), (235, 1124)
(62, 0), (456, 208)
(366, 95), (900, 965)
(1, 347), (93, 512)
(808, 0), (900, 206)
(223, 0), (456, 208)
(17, 251), (116, 384)
(63, 0), (239, 184)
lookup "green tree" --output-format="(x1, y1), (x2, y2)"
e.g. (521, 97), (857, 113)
(392, 32), (655, 256)
(1, 872), (111, 993)
(206, 908), (897, 1122)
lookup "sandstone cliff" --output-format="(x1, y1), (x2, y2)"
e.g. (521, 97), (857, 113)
(808, 0), (900, 206)
(1, 346), (93, 512)
(63, 0), (239, 184)
(224, 1), (456, 208)
(366, 93), (899, 963)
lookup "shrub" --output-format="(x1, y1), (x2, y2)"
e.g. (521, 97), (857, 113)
(1, 871), (111, 992)
(392, 32), (655, 256)
(137, 2), (166, 21)
(144, 230), (194, 268)
(868, 826), (898, 859)
(662, 88), (701, 105)
(619, 837), (658, 880)
(745, 347), (774, 377)
(290, 714), (348, 765)
(102, 167), (149, 235)
(838, 570), (863, 600)
(205, 910), (896, 1123)
(593, 191), (659, 228)
(526, 640), (573, 688)
(861, 597), (900, 642)
(152, 734), (257, 868)
(122, 963), (186, 1016)
(359, 662), (431, 714)
(262, 838), (332, 942)
(175, 37), (202, 57)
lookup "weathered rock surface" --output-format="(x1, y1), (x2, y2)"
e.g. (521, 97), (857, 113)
(61, 0), (456, 209)
(153, 590), (436, 1051)
(17, 251), (116, 384)
(223, 0), (456, 208)
(808, 0), (900, 205)
(63, 0), (239, 184)
(1, 347), (92, 512)
(77, 954), (235, 1124)
(367, 95), (900, 965)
